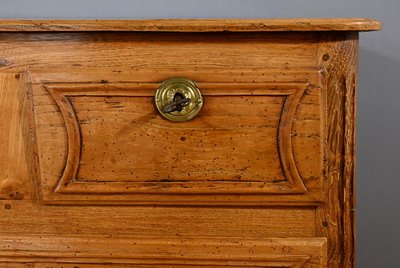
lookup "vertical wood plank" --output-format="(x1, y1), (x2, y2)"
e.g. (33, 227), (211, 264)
(0, 73), (34, 200)
(316, 32), (359, 268)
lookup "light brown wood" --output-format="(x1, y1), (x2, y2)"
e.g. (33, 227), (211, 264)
(0, 202), (317, 238)
(0, 19), (380, 267)
(315, 32), (359, 268)
(36, 83), (317, 198)
(0, 235), (327, 267)
(0, 18), (381, 32)
(0, 73), (35, 201)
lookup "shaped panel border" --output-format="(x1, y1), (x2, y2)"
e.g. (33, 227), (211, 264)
(44, 82), (310, 195)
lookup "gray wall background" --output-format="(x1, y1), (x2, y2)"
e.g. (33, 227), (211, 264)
(0, 0), (398, 267)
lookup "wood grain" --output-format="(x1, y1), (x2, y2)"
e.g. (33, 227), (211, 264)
(0, 32), (320, 78)
(315, 32), (359, 268)
(0, 73), (35, 201)
(0, 235), (326, 267)
(0, 18), (381, 32)
(0, 201), (316, 238)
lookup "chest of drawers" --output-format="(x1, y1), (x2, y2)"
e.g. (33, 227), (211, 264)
(0, 19), (380, 267)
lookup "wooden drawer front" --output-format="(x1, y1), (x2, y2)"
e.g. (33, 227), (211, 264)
(0, 235), (327, 268)
(32, 80), (323, 204)
(0, 31), (323, 205)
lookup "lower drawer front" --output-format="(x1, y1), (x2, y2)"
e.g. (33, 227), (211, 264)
(0, 235), (327, 267)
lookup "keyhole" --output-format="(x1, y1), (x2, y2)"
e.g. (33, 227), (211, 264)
(173, 93), (185, 112)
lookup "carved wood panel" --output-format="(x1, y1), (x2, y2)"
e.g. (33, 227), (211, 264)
(31, 82), (323, 204)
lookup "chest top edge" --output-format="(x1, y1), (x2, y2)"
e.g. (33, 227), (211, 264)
(0, 18), (382, 32)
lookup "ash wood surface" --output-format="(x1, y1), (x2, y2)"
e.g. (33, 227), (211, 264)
(0, 19), (379, 267)
(0, 18), (381, 32)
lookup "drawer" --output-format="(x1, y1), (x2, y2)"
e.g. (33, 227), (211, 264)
(10, 31), (324, 205)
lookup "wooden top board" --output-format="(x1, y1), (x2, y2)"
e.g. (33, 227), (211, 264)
(0, 18), (381, 32)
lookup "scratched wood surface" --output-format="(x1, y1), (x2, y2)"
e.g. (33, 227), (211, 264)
(0, 20), (380, 267)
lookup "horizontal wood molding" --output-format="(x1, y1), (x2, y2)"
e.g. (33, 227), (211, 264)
(0, 19), (381, 32)
(0, 201), (317, 239)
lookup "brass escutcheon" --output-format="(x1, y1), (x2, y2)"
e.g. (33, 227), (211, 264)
(155, 78), (203, 122)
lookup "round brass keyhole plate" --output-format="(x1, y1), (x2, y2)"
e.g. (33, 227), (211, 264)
(155, 78), (203, 122)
